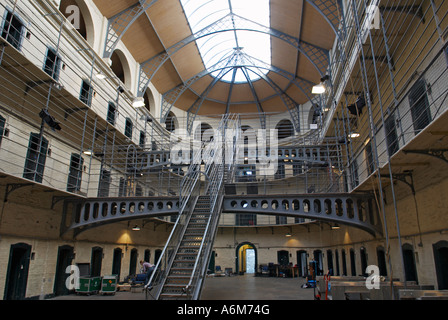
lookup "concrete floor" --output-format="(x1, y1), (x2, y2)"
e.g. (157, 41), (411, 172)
(49, 274), (315, 300)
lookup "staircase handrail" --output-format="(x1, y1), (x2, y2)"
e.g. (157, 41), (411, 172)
(184, 114), (241, 299)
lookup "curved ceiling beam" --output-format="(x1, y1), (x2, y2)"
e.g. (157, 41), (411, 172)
(103, 0), (158, 59)
(185, 65), (302, 135)
(241, 67), (266, 130)
(181, 63), (304, 134)
(137, 12), (330, 97)
(186, 67), (235, 134)
(304, 0), (343, 38)
(160, 52), (314, 132)
(160, 49), (241, 124)
(248, 68), (302, 133)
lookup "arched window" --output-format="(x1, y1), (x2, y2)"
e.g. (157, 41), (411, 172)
(111, 51), (125, 83)
(276, 119), (294, 139)
(144, 88), (155, 114)
(110, 50), (132, 88)
(194, 122), (212, 141)
(166, 112), (177, 133)
(59, 0), (95, 46)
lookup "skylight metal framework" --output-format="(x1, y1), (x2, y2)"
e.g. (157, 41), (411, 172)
(160, 49), (316, 133)
(103, 0), (158, 59)
(137, 12), (330, 97)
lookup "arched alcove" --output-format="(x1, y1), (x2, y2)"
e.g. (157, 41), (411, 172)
(165, 111), (178, 133)
(194, 122), (213, 141)
(235, 242), (257, 274)
(110, 49), (132, 89)
(276, 119), (294, 139)
(59, 0), (95, 46)
(143, 87), (155, 114)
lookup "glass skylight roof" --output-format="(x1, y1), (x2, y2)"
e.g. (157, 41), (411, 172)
(180, 0), (271, 83)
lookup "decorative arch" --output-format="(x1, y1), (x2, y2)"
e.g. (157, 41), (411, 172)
(110, 49), (132, 89)
(143, 87), (155, 114)
(137, 13), (329, 97)
(165, 111), (178, 133)
(59, 0), (95, 47)
(235, 242), (258, 274)
(276, 119), (295, 139)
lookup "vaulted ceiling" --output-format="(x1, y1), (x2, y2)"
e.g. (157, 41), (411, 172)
(92, 0), (339, 126)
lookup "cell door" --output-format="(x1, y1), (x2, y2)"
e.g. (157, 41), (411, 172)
(277, 250), (289, 266)
(4, 243), (31, 300)
(112, 248), (122, 280)
(433, 241), (448, 289)
(297, 251), (307, 277)
(91, 247), (103, 277)
(403, 244), (418, 283)
(54, 245), (74, 297)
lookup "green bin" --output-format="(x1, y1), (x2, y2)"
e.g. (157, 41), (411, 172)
(100, 275), (118, 295)
(76, 276), (102, 295)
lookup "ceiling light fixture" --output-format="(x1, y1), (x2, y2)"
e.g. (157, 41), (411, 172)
(132, 97), (145, 108)
(95, 72), (107, 79)
(312, 83), (326, 94)
(132, 225), (141, 231)
(312, 75), (330, 95)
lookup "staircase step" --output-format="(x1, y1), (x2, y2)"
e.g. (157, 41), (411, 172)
(160, 293), (189, 300)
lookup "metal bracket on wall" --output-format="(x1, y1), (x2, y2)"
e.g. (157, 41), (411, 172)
(392, 171), (415, 195)
(3, 183), (33, 202)
(403, 149), (448, 165)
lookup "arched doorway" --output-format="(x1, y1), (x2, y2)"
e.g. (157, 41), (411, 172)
(297, 250), (308, 277)
(433, 241), (448, 289)
(313, 250), (323, 275)
(112, 248), (122, 280)
(129, 248), (138, 276)
(4, 243), (32, 300)
(376, 246), (388, 276)
(54, 245), (74, 297)
(91, 246), (103, 277)
(235, 242), (257, 274)
(402, 243), (418, 283)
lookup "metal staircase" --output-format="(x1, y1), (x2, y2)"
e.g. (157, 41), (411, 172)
(159, 195), (214, 299)
(146, 114), (240, 300)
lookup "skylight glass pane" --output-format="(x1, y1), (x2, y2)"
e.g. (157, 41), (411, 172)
(180, 0), (271, 83)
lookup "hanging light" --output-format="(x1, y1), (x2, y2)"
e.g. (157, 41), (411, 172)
(286, 232), (292, 237)
(132, 225), (141, 231)
(95, 72), (107, 79)
(312, 83), (326, 94)
(349, 133), (360, 138)
(331, 224), (340, 230)
(132, 97), (145, 108)
(312, 75), (330, 94)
